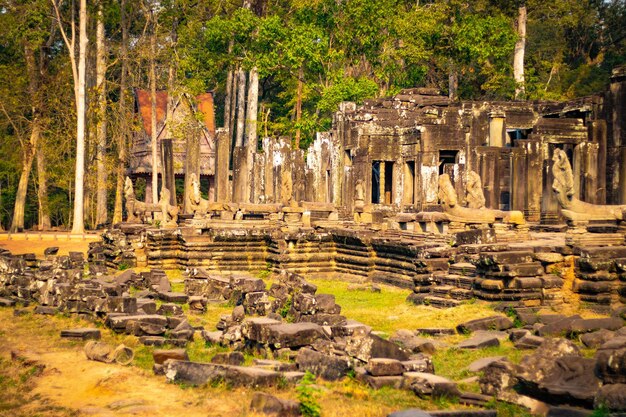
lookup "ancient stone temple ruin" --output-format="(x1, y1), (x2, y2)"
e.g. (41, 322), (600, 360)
(89, 65), (626, 314)
(2, 66), (626, 417)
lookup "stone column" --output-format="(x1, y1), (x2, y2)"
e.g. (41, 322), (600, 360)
(489, 111), (506, 148)
(183, 132), (200, 212)
(215, 128), (230, 203)
(610, 66), (626, 203)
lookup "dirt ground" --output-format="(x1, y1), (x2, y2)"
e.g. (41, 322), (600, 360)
(0, 237), (93, 257)
(0, 309), (256, 417)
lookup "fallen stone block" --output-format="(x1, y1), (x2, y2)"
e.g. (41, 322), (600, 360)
(594, 384), (626, 412)
(355, 368), (404, 389)
(568, 318), (624, 334)
(164, 360), (281, 387)
(345, 334), (410, 362)
(366, 358), (404, 376)
(295, 348), (351, 381)
(457, 333), (500, 349)
(580, 329), (615, 348)
(404, 372), (458, 397)
(253, 359), (298, 372)
(390, 330), (436, 354)
(201, 330), (224, 345)
(517, 343), (600, 407)
(0, 297), (16, 307)
(467, 356), (506, 373)
(595, 348), (626, 384)
(250, 392), (301, 417)
(84, 341), (134, 365)
(211, 352), (245, 366)
(266, 322), (327, 349)
(60, 328), (101, 341)
(456, 316), (513, 334)
(401, 355), (434, 373)
(153, 349), (188, 365)
(158, 291), (189, 303)
(514, 334), (545, 349)
(34, 305), (57, 315)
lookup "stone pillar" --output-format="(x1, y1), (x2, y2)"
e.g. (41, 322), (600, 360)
(160, 139), (176, 205)
(183, 132), (200, 212)
(609, 66), (626, 203)
(573, 143), (582, 199)
(145, 179), (153, 204)
(232, 146), (248, 203)
(522, 138), (542, 222)
(489, 111), (506, 148)
(215, 128), (230, 203)
(591, 120), (607, 203)
(620, 147), (626, 204)
(510, 147), (527, 212)
(584, 142), (599, 204)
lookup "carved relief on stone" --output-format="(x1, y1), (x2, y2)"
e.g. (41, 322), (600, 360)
(437, 174), (524, 224)
(551, 148), (626, 221)
(124, 177), (148, 223)
(158, 187), (179, 227)
(188, 173), (209, 218)
(463, 170), (486, 209)
(354, 179), (365, 207)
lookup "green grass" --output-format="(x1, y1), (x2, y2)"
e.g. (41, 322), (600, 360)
(311, 277), (499, 335)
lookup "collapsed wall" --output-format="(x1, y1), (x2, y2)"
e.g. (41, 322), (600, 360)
(89, 224), (626, 311)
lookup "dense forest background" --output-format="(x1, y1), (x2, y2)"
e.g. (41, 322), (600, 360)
(0, 0), (624, 231)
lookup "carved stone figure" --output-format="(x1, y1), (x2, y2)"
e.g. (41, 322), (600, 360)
(281, 172), (293, 206)
(438, 174), (525, 224)
(552, 149), (626, 220)
(158, 187), (179, 227)
(124, 177), (149, 223)
(464, 170), (486, 209)
(355, 179), (365, 207)
(188, 173), (209, 218)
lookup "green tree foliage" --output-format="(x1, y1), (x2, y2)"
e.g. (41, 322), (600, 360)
(0, 0), (624, 229)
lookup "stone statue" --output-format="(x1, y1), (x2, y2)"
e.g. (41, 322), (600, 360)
(438, 174), (525, 224)
(355, 179), (365, 207)
(281, 172), (293, 206)
(188, 173), (209, 218)
(463, 170), (486, 209)
(124, 177), (149, 223)
(158, 187), (179, 227)
(552, 148), (626, 220)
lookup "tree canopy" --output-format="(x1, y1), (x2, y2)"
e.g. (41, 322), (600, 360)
(0, 0), (624, 230)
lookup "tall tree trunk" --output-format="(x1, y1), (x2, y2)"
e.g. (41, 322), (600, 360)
(229, 68), (238, 162)
(223, 39), (234, 137)
(245, 67), (259, 203)
(294, 66), (303, 149)
(95, 4), (107, 227)
(235, 68), (246, 148)
(10, 128), (38, 233)
(514, 4), (527, 100)
(113, 0), (128, 224)
(448, 59), (458, 100)
(224, 69), (233, 131)
(246, 67), (259, 149)
(11, 45), (40, 232)
(71, 0), (88, 234)
(36, 144), (51, 230)
(149, 14), (158, 204)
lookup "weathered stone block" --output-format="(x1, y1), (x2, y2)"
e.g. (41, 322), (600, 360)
(295, 348), (351, 381)
(366, 358), (404, 376)
(456, 316), (513, 334)
(250, 392), (301, 417)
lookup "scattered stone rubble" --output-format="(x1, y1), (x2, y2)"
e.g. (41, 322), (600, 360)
(2, 245), (626, 416)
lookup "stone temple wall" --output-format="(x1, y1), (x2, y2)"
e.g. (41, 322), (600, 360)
(92, 224), (626, 313)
